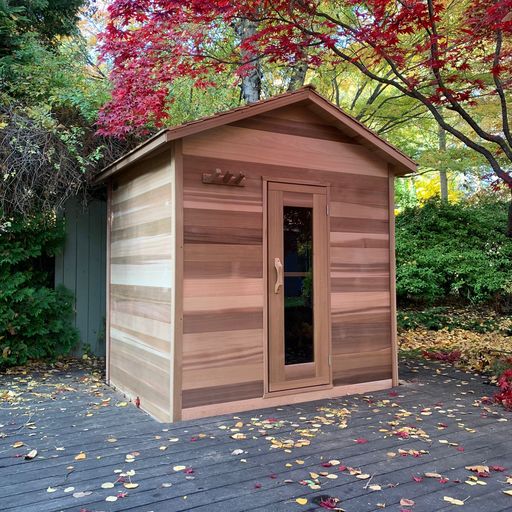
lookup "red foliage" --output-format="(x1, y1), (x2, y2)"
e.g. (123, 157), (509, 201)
(98, 0), (512, 151)
(422, 350), (462, 363)
(494, 369), (512, 410)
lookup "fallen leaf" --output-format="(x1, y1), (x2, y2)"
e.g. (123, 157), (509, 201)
(502, 490), (512, 496)
(47, 487), (57, 493)
(106, 496), (118, 502)
(101, 482), (114, 489)
(443, 496), (465, 506)
(173, 465), (186, 471)
(369, 484), (382, 491)
(73, 491), (92, 498)
(124, 483), (139, 489)
(12, 441), (24, 448)
(425, 472), (443, 478)
(296, 498), (308, 505)
(74, 452), (86, 461)
(400, 498), (415, 507)
(24, 449), (37, 460)
(356, 474), (371, 480)
(465, 465), (489, 473)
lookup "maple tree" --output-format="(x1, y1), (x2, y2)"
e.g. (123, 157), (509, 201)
(99, 0), (512, 232)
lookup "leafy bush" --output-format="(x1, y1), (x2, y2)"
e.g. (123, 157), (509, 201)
(0, 215), (78, 367)
(396, 198), (512, 307)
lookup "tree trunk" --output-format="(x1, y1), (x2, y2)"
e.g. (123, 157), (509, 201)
(438, 126), (448, 201)
(287, 60), (308, 91)
(233, 18), (261, 103)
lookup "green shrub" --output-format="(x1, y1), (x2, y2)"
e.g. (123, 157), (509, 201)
(396, 198), (512, 307)
(0, 215), (78, 367)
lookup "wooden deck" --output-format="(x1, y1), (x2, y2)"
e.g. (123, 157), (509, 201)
(0, 358), (511, 511)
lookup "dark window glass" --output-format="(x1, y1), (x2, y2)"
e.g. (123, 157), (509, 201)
(283, 206), (314, 365)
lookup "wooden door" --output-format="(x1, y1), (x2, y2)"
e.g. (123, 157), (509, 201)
(267, 181), (330, 392)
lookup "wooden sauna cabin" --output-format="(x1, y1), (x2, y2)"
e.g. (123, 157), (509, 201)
(95, 86), (417, 422)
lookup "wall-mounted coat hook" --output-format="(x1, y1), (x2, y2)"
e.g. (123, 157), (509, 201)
(202, 168), (246, 187)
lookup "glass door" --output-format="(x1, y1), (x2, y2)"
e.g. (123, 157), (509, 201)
(267, 181), (330, 392)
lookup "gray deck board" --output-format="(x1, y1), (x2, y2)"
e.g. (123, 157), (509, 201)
(0, 358), (510, 511)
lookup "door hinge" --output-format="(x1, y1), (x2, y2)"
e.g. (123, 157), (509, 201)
(328, 354), (332, 366)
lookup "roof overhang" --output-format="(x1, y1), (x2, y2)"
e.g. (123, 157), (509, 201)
(94, 86), (417, 183)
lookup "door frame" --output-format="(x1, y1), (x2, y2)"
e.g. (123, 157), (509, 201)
(262, 177), (333, 397)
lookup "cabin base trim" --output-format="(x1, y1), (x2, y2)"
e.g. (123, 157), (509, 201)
(181, 378), (393, 421)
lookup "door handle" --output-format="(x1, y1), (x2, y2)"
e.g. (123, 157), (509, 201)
(274, 257), (283, 294)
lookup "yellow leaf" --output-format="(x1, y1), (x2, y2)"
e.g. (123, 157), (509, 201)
(502, 490), (512, 496)
(369, 484), (382, 491)
(12, 441), (24, 448)
(356, 474), (371, 480)
(116, 401), (128, 407)
(425, 472), (442, 478)
(444, 497), (465, 506)
(173, 465), (186, 471)
(309, 472), (319, 479)
(465, 465), (489, 473)
(296, 498), (308, 505)
(124, 483), (139, 489)
(101, 482), (114, 489)
(75, 452), (86, 461)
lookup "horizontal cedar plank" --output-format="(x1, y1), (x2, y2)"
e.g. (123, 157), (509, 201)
(185, 208), (261, 229)
(184, 226), (262, 245)
(111, 284), (172, 303)
(184, 260), (262, 279)
(183, 125), (387, 177)
(331, 327), (391, 351)
(184, 295), (263, 312)
(329, 217), (389, 234)
(184, 278), (263, 297)
(184, 198), (262, 213)
(329, 202), (388, 220)
(182, 380), (264, 408)
(330, 276), (390, 293)
(332, 348), (392, 385)
(330, 247), (389, 265)
(330, 232), (389, 249)
(182, 329), (263, 369)
(111, 234), (173, 258)
(182, 363), (263, 391)
(111, 218), (172, 242)
(111, 296), (171, 323)
(111, 261), (172, 288)
(110, 325), (171, 355)
(111, 309), (172, 342)
(330, 262), (389, 273)
(229, 114), (354, 143)
(183, 309), (263, 334)
(184, 243), (262, 262)
(110, 255), (172, 266)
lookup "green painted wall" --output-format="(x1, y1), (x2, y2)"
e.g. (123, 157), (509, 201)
(55, 198), (107, 356)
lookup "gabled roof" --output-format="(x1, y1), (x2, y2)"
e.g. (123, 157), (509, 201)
(95, 85), (416, 182)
